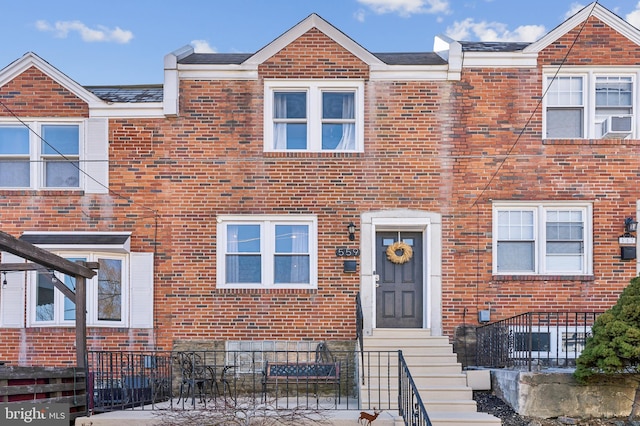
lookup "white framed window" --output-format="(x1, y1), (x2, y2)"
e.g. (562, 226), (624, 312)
(0, 118), (108, 193)
(510, 326), (591, 359)
(264, 80), (364, 152)
(493, 202), (592, 275)
(217, 215), (317, 289)
(0, 232), (153, 329)
(544, 71), (635, 139)
(31, 252), (128, 327)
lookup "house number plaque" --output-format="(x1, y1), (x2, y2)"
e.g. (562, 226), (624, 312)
(335, 248), (360, 257)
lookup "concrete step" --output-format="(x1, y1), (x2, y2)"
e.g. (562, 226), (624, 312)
(370, 328), (433, 339)
(362, 385), (473, 402)
(428, 411), (502, 426)
(361, 329), (500, 426)
(363, 353), (460, 365)
(424, 399), (478, 412)
(365, 373), (468, 387)
(364, 340), (453, 358)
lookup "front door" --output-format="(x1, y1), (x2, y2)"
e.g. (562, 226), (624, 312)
(375, 231), (423, 328)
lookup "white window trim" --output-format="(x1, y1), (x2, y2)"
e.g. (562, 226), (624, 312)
(27, 251), (129, 328)
(509, 326), (591, 359)
(0, 118), (84, 190)
(542, 68), (639, 140)
(217, 214), (318, 289)
(264, 80), (364, 152)
(492, 201), (593, 275)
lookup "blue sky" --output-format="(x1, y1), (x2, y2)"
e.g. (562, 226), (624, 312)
(1, 1), (638, 86)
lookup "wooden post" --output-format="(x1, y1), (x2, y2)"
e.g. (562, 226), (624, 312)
(76, 275), (87, 369)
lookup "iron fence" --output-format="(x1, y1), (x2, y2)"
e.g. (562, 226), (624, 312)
(475, 312), (601, 371)
(87, 348), (404, 413)
(88, 350), (173, 413)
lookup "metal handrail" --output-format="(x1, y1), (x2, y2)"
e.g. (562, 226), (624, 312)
(356, 292), (365, 385)
(475, 311), (601, 371)
(398, 351), (432, 426)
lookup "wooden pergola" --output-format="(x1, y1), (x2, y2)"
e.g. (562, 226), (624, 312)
(0, 230), (98, 369)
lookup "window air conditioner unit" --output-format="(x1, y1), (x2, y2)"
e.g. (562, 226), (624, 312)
(601, 115), (632, 139)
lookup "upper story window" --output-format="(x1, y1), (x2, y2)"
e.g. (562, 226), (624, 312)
(544, 72), (635, 140)
(0, 118), (109, 193)
(493, 202), (592, 275)
(217, 215), (318, 289)
(0, 122), (81, 189)
(264, 81), (364, 152)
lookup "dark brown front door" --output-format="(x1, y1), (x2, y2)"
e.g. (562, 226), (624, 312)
(376, 232), (423, 328)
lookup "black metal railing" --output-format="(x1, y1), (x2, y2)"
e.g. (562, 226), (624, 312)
(356, 292), (365, 385)
(398, 351), (432, 426)
(88, 350), (173, 413)
(87, 348), (405, 413)
(476, 312), (601, 371)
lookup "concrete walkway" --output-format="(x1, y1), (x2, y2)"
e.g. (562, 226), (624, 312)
(74, 407), (401, 426)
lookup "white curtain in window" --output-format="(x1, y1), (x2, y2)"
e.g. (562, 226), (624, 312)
(290, 227), (308, 283)
(335, 95), (355, 151)
(273, 95), (287, 150)
(226, 225), (240, 283)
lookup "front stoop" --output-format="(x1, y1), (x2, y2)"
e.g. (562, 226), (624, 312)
(362, 329), (501, 426)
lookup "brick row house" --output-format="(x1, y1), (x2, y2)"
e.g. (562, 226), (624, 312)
(0, 2), (638, 368)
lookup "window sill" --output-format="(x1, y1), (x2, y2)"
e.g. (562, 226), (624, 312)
(0, 189), (84, 196)
(215, 287), (318, 294)
(264, 151), (363, 157)
(543, 138), (640, 146)
(492, 274), (595, 282)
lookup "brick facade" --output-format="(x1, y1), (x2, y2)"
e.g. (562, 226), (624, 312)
(0, 7), (638, 366)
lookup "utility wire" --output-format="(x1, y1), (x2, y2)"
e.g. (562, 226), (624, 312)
(472, 1), (599, 311)
(0, 98), (158, 218)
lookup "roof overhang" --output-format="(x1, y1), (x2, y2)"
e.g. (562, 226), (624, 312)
(20, 232), (132, 253)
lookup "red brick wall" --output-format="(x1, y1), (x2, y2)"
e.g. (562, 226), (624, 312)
(0, 67), (88, 117)
(442, 17), (639, 334)
(1, 21), (638, 365)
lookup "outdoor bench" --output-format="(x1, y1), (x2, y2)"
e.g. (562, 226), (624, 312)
(262, 361), (340, 402)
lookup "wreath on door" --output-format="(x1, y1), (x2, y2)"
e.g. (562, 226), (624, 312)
(386, 241), (413, 264)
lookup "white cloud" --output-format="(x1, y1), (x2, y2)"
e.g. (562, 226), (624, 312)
(445, 18), (545, 42)
(564, 2), (586, 20)
(626, 2), (640, 29)
(357, 0), (450, 17)
(35, 20), (133, 43)
(354, 9), (367, 23)
(190, 40), (216, 53)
